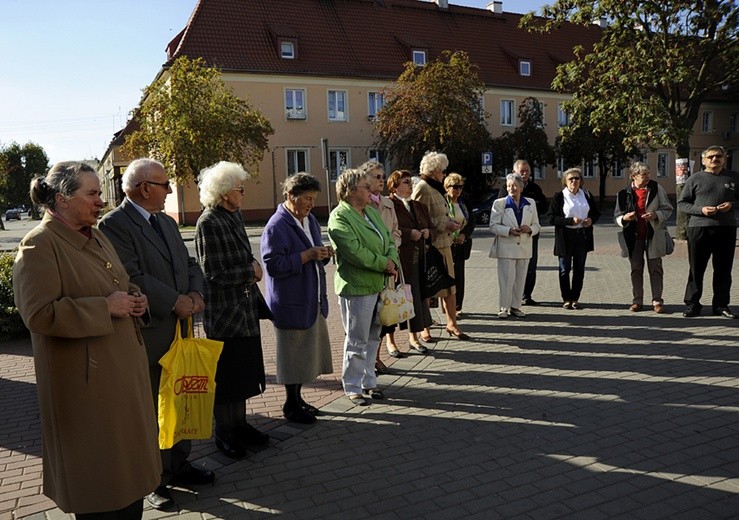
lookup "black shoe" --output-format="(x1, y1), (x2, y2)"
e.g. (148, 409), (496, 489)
(171, 466), (215, 486)
(522, 298), (540, 306)
(238, 423), (270, 446)
(146, 486), (174, 510)
(683, 305), (702, 318)
(215, 434), (247, 459)
(363, 388), (385, 400)
(713, 307), (737, 319)
(283, 404), (317, 424)
(300, 401), (320, 416)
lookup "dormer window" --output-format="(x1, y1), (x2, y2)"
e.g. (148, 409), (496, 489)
(412, 49), (427, 66)
(279, 39), (297, 59)
(519, 60), (531, 76)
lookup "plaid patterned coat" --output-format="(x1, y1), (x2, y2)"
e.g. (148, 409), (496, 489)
(195, 206), (260, 338)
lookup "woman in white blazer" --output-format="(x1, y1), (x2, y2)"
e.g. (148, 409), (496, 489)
(489, 173), (541, 318)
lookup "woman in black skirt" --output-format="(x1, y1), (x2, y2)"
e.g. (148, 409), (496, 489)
(195, 161), (268, 459)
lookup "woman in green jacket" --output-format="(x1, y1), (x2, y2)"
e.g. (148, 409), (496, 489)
(328, 168), (400, 406)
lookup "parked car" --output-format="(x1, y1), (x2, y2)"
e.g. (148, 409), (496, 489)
(4, 209), (21, 221)
(470, 193), (497, 225)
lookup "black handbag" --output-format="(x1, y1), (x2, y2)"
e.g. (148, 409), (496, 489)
(420, 242), (455, 299)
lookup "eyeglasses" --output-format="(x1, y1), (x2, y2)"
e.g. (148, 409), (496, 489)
(136, 180), (171, 189)
(567, 177), (581, 181)
(230, 186), (245, 194)
(450, 185), (464, 189)
(706, 154), (725, 161)
(374, 174), (385, 180)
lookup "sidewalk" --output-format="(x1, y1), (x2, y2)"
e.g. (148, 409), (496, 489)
(2, 222), (739, 519)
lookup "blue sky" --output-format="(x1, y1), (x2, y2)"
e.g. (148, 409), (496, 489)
(0, 0), (549, 165)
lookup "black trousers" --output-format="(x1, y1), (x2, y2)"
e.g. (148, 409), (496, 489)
(523, 235), (539, 300)
(451, 244), (467, 311)
(684, 226), (736, 310)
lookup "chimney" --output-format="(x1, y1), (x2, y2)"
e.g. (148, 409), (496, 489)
(434, 0), (448, 9)
(487, 1), (503, 14)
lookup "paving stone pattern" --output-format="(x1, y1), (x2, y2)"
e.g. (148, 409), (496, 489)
(2, 223), (738, 519)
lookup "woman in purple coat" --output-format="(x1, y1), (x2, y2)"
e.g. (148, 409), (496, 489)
(262, 173), (334, 424)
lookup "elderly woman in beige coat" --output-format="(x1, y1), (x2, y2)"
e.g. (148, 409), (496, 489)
(13, 162), (161, 519)
(490, 173), (541, 319)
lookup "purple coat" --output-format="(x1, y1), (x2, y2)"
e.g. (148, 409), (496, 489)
(261, 204), (329, 329)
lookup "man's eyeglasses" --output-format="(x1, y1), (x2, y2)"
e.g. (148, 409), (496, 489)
(136, 180), (171, 189)
(706, 154), (725, 161)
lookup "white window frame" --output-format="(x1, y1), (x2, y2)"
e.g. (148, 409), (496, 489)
(368, 91), (384, 120)
(286, 148), (309, 177)
(611, 159), (624, 179)
(657, 152), (669, 178)
(533, 164), (543, 180)
(412, 49), (427, 66)
(557, 157), (566, 179)
(329, 148), (350, 181)
(583, 159), (596, 179)
(557, 102), (570, 127)
(519, 60), (531, 76)
(328, 90), (348, 122)
(280, 41), (295, 59)
(701, 111), (713, 133)
(500, 99), (515, 126)
(285, 88), (306, 120)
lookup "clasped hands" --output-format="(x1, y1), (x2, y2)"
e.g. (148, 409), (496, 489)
(702, 202), (732, 216)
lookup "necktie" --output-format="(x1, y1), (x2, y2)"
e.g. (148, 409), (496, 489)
(149, 214), (165, 242)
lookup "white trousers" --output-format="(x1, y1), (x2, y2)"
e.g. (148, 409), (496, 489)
(498, 258), (529, 310)
(339, 294), (381, 395)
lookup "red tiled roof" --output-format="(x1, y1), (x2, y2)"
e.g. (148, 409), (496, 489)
(167, 0), (602, 91)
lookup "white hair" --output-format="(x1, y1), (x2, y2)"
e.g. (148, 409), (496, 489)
(198, 161), (250, 208)
(121, 158), (165, 194)
(419, 151), (449, 176)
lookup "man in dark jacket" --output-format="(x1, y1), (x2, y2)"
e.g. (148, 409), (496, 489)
(498, 159), (548, 305)
(677, 145), (739, 318)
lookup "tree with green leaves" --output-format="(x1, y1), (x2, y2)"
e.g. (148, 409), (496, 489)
(374, 50), (492, 181)
(0, 142), (50, 209)
(491, 97), (556, 177)
(124, 56), (274, 185)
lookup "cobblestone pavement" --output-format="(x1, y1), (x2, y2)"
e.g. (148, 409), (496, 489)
(2, 220), (739, 519)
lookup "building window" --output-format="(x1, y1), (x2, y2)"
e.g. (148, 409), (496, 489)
(368, 92), (384, 120)
(701, 111), (713, 133)
(730, 113), (737, 134)
(583, 159), (596, 179)
(519, 60), (531, 76)
(611, 159), (624, 178)
(557, 157), (566, 178)
(286, 149), (308, 176)
(285, 89), (306, 119)
(328, 90), (347, 121)
(657, 152), (669, 178)
(412, 49), (427, 66)
(557, 103), (570, 127)
(280, 40), (295, 59)
(533, 164), (543, 180)
(329, 149), (350, 181)
(500, 100), (515, 126)
(369, 149), (386, 164)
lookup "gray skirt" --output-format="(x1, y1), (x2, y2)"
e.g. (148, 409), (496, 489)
(274, 311), (333, 385)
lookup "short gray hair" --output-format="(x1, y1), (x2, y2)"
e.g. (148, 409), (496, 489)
(628, 161), (650, 179)
(419, 151), (448, 176)
(198, 161), (249, 208)
(701, 145), (725, 158)
(30, 162), (96, 209)
(121, 158), (165, 194)
(512, 160), (530, 172)
(505, 173), (524, 190)
(282, 172), (321, 198)
(358, 160), (384, 175)
(336, 169), (369, 202)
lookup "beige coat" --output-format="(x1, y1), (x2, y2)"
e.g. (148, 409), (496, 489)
(13, 215), (161, 514)
(412, 179), (454, 249)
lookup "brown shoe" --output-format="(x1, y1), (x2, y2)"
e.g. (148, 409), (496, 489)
(629, 303), (642, 312)
(653, 303), (664, 313)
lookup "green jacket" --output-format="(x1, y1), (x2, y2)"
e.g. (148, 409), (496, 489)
(328, 200), (400, 296)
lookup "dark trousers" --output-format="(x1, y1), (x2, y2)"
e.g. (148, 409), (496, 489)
(451, 243), (467, 311)
(523, 235), (539, 300)
(684, 226), (736, 310)
(558, 229), (589, 302)
(149, 364), (193, 487)
(74, 499), (143, 520)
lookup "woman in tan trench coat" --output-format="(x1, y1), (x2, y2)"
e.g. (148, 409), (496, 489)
(13, 162), (161, 519)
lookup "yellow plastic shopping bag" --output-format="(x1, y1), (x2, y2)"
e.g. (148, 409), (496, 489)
(157, 317), (223, 449)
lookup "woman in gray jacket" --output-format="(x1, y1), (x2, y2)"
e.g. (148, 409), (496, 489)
(614, 162), (674, 313)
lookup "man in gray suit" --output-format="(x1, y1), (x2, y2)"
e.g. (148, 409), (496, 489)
(99, 158), (212, 510)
